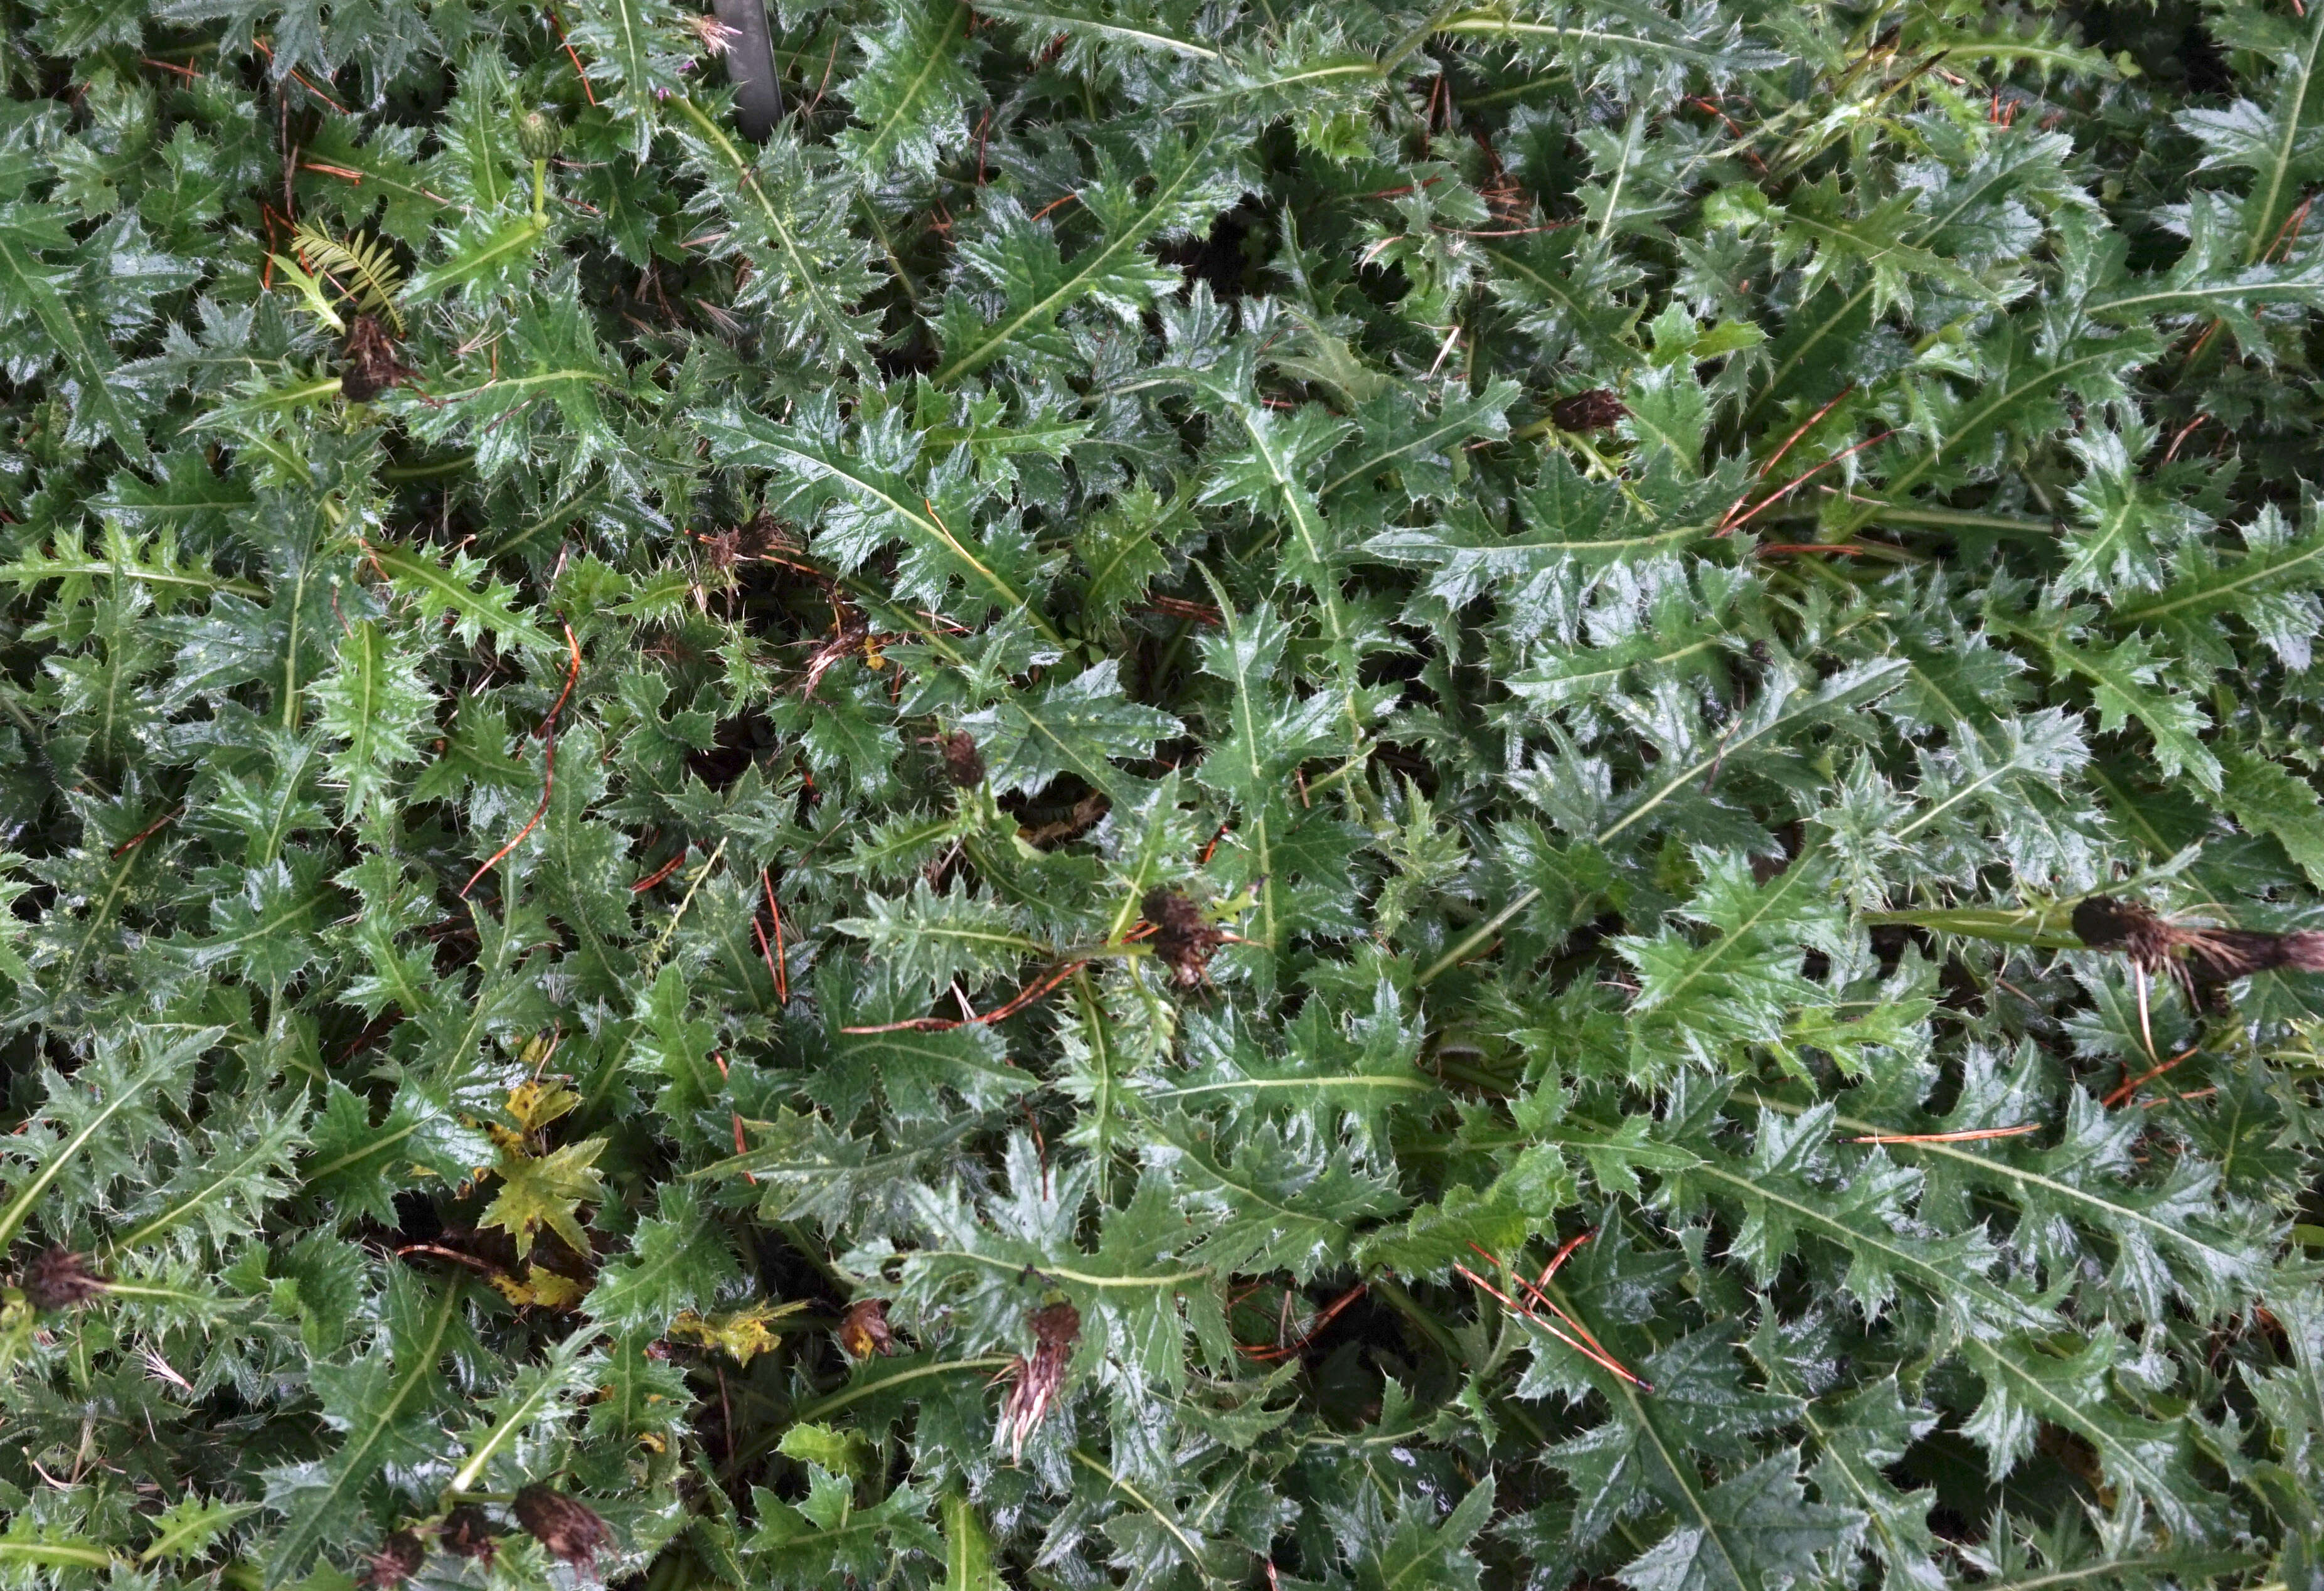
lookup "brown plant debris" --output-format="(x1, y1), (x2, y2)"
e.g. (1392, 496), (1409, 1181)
(1141, 886), (1222, 987)
(1550, 388), (1628, 432)
(513, 1483), (612, 1571)
(2073, 895), (2324, 983)
(838, 1297), (897, 1359)
(439, 1506), (499, 1567)
(356, 1530), (426, 1589)
(20, 1247), (107, 1311)
(339, 314), (413, 403)
(939, 730), (985, 789)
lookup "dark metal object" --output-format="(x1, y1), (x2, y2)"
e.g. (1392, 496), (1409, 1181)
(712, 0), (784, 142)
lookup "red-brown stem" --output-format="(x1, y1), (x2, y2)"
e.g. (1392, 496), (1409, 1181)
(1472, 1240), (1623, 1366)
(1722, 431), (1895, 533)
(1456, 1264), (1650, 1389)
(461, 622), (582, 899)
(1539, 1229), (1592, 1286)
(2265, 194), (2315, 263)
(752, 918), (779, 992)
(541, 620), (583, 727)
(542, 3), (600, 106)
(1718, 388), (1855, 529)
(838, 1014), (961, 1035)
(764, 870), (789, 1003)
(971, 960), (1087, 1025)
(1444, 222), (1578, 237)
(2161, 413), (2210, 464)
(2140, 1086), (2217, 1109)
(252, 38), (348, 112)
(1754, 387), (1855, 482)
(397, 1243), (496, 1274)
(631, 846), (688, 892)
(460, 742), (556, 900)
(110, 806), (184, 859)
(840, 957), (1087, 1035)
(1235, 1282), (1368, 1362)
(2103, 1044), (2202, 1109)
(1357, 176), (1444, 200)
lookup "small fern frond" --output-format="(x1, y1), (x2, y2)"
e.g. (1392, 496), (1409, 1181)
(290, 223), (407, 333)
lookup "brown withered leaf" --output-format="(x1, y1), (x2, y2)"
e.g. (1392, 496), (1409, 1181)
(839, 1296), (897, 1359)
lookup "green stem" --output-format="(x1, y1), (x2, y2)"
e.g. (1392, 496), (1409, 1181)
(1373, 1277), (1466, 1366)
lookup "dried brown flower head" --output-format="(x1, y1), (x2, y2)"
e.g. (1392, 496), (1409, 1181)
(513, 1483), (611, 1572)
(339, 315), (413, 404)
(440, 1505), (499, 1567)
(999, 1301), (1080, 1459)
(358, 1530), (427, 1590)
(838, 1297), (897, 1359)
(2074, 894), (2324, 984)
(21, 1247), (107, 1311)
(1550, 388), (1628, 433)
(1141, 887), (1222, 988)
(940, 731), (985, 789)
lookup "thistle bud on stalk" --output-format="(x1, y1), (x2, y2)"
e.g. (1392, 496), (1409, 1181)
(514, 107), (564, 162)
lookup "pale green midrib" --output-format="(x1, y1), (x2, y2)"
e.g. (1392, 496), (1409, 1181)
(856, 3), (967, 168)
(931, 124), (1219, 386)
(2246, 7), (2324, 267)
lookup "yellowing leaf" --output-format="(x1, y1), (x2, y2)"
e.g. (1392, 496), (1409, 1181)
(489, 1265), (587, 1309)
(664, 1299), (806, 1366)
(479, 1137), (607, 1260)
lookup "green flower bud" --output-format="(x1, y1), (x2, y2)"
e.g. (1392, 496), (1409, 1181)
(515, 107), (563, 162)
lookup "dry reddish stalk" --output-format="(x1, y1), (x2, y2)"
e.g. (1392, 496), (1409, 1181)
(759, 870), (789, 1003)
(109, 804), (183, 858)
(1847, 1124), (2038, 1144)
(461, 620), (583, 899)
(513, 1484), (611, 1571)
(1235, 1282), (1367, 1362)
(838, 1297), (897, 1359)
(1140, 594), (1224, 625)
(20, 1247), (107, 1311)
(802, 604), (872, 698)
(1141, 886), (1222, 988)
(2103, 1043), (2203, 1109)
(838, 957), (1085, 1034)
(999, 1301), (1080, 1459)
(631, 846), (688, 892)
(1460, 1243), (1651, 1390)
